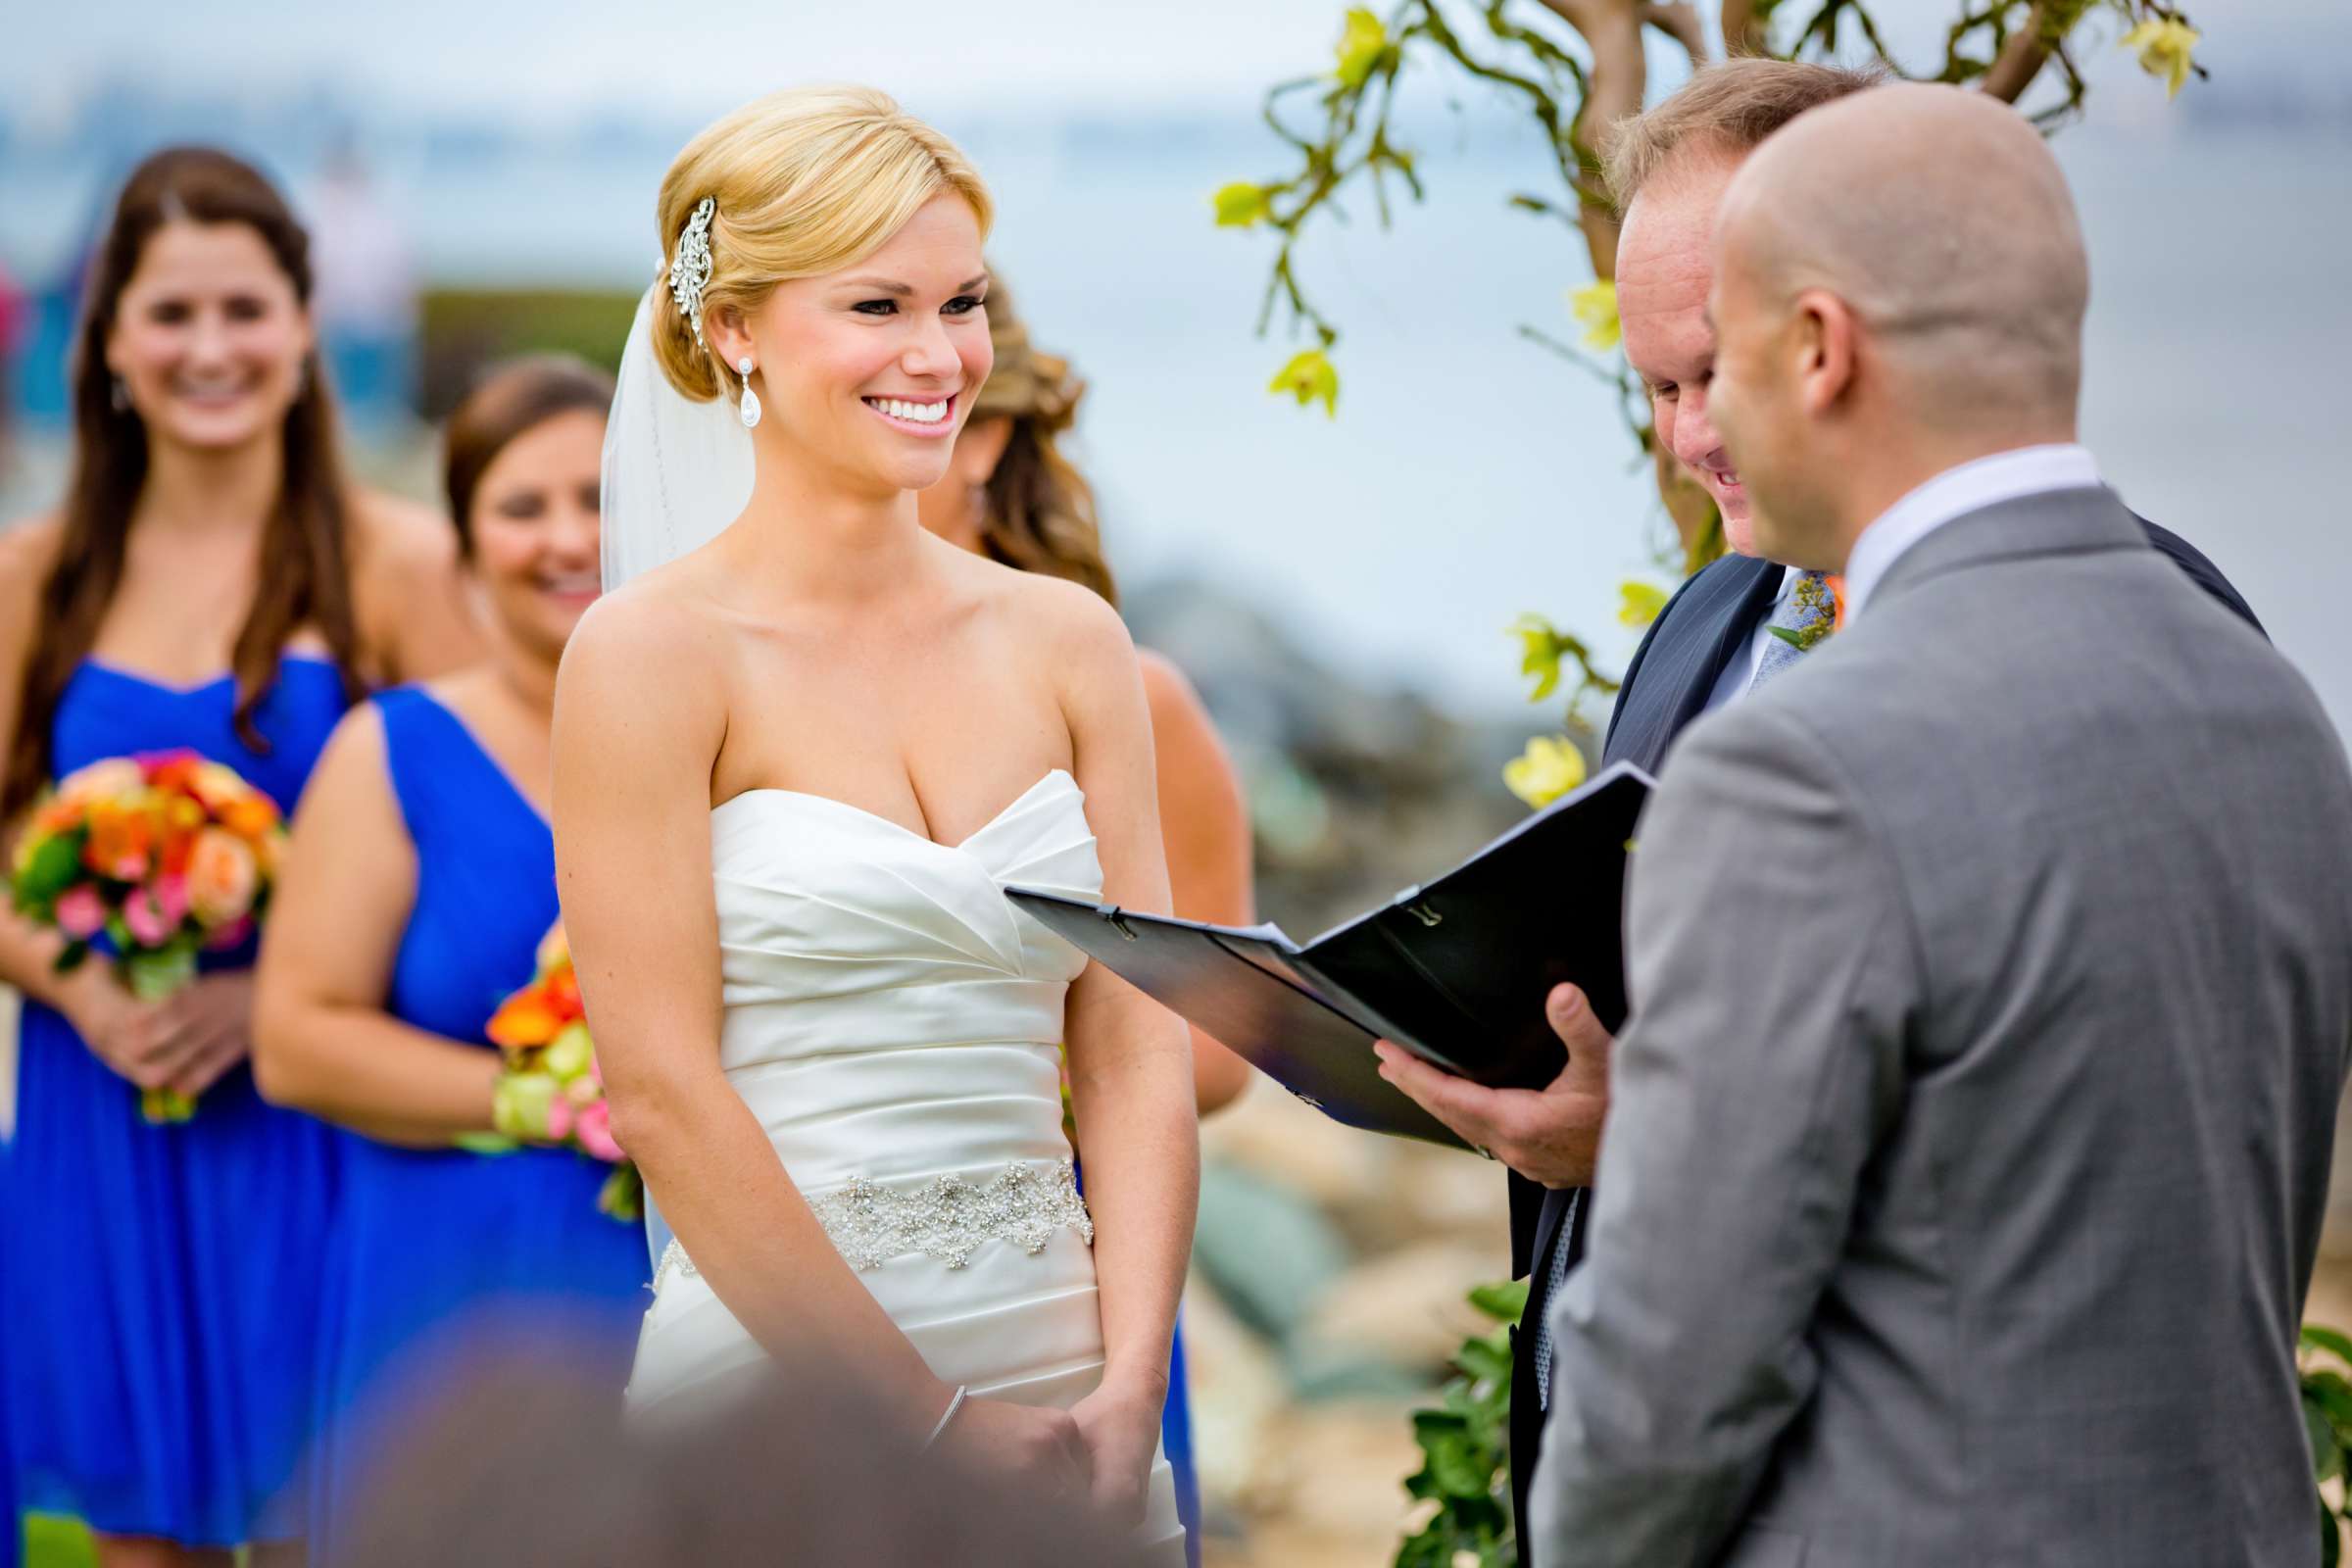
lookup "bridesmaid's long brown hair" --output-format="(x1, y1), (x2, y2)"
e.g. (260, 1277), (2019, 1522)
(967, 282), (1116, 607)
(3, 146), (367, 819)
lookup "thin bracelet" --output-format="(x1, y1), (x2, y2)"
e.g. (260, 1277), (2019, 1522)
(921, 1384), (969, 1451)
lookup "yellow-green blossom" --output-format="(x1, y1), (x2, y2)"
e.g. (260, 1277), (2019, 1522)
(2122, 17), (2199, 99)
(1618, 579), (1668, 628)
(1212, 181), (1270, 228)
(1268, 348), (1340, 417)
(1504, 736), (1588, 809)
(1512, 613), (1565, 701)
(1569, 277), (1621, 352)
(1336, 8), (1388, 89)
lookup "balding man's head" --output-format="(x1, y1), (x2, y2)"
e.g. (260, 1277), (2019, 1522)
(1705, 84), (2090, 568)
(1609, 59), (1882, 554)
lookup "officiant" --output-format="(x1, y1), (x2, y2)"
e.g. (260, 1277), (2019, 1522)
(1367, 58), (2262, 1561)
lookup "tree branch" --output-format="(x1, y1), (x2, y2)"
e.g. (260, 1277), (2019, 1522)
(1641, 1), (1711, 63)
(1538, 0), (1645, 275)
(1720, 0), (1767, 55)
(1979, 0), (2060, 102)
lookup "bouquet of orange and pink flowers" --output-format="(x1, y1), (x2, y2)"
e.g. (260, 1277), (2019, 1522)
(9, 749), (284, 1123)
(484, 923), (641, 1223)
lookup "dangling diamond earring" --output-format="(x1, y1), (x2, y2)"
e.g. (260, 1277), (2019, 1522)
(737, 356), (761, 429)
(110, 375), (130, 414)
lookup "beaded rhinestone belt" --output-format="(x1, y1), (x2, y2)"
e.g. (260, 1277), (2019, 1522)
(653, 1156), (1095, 1294)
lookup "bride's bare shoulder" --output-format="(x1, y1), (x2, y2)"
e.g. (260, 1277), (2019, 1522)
(558, 571), (731, 715)
(982, 561), (1138, 677)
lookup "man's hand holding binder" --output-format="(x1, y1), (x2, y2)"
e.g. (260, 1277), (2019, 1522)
(1371, 982), (1613, 1188)
(1004, 761), (1652, 1154)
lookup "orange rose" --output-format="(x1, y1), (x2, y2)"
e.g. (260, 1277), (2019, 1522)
(185, 827), (260, 927)
(220, 795), (280, 841)
(84, 804), (155, 881)
(488, 988), (564, 1050)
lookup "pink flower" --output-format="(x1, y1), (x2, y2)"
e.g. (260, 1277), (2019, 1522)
(542, 1094), (574, 1143)
(55, 884), (107, 941)
(122, 886), (174, 948)
(150, 874), (190, 926)
(201, 913), (255, 953)
(574, 1100), (624, 1163)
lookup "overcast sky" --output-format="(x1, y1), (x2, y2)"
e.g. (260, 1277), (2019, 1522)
(4, 0), (2333, 130)
(3, 0), (1348, 123)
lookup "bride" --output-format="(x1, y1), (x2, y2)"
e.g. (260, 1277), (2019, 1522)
(552, 86), (1197, 1554)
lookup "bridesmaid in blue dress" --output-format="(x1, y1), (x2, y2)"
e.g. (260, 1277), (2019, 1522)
(251, 357), (645, 1566)
(913, 280), (1258, 1565)
(0, 149), (480, 1567)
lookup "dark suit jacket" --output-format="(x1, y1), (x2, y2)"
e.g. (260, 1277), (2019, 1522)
(1501, 514), (2260, 1557)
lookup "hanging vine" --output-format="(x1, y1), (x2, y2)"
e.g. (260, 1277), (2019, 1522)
(1218, 0), (2205, 790)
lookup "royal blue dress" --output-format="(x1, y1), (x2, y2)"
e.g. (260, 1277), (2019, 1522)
(1166, 1322), (1201, 1567)
(306, 687), (645, 1566)
(2, 1193), (17, 1568)
(0, 656), (348, 1546)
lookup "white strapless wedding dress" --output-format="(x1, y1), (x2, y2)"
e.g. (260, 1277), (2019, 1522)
(626, 768), (1185, 1559)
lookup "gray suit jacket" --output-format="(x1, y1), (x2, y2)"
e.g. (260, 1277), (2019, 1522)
(1529, 489), (2352, 1567)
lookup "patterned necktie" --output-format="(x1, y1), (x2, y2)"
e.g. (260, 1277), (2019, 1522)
(1748, 569), (1838, 691)
(1531, 1191), (1580, 1411)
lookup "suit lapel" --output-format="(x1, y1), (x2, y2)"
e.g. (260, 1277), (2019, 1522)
(1529, 554), (1783, 1318)
(1603, 554), (1783, 772)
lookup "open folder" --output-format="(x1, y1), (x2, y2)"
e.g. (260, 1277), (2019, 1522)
(1006, 760), (1652, 1151)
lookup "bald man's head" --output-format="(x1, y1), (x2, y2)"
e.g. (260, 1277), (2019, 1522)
(1705, 85), (2091, 566)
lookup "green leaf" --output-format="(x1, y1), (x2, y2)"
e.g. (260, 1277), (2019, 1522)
(1399, 1283), (1521, 1567)
(2309, 1392), (2343, 1483)
(450, 1131), (522, 1155)
(12, 828), (86, 906)
(2308, 1369), (2352, 1435)
(1458, 1335), (1512, 1387)
(1395, 1531), (1450, 1568)
(140, 1086), (197, 1124)
(1469, 1277), (1530, 1323)
(1768, 625), (1805, 647)
(1427, 1428), (1493, 1498)
(24, 1512), (97, 1568)
(53, 941), (89, 975)
(2305, 1325), (2352, 1365)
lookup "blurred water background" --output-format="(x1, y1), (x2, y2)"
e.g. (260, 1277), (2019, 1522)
(6, 2), (2349, 745)
(3, 3), (2349, 1562)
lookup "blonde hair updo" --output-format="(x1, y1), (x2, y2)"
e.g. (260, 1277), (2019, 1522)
(650, 85), (993, 404)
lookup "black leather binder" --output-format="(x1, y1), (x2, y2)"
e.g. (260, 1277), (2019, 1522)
(1006, 760), (1652, 1151)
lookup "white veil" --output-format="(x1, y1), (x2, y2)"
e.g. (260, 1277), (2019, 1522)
(599, 286), (756, 1270)
(599, 285), (756, 591)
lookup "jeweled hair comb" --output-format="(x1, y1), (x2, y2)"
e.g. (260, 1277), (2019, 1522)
(668, 196), (716, 346)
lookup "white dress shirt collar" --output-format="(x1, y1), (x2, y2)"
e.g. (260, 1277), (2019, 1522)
(1841, 444), (2104, 621)
(1701, 564), (1805, 716)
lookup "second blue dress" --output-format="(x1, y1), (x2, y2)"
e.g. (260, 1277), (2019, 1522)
(306, 686), (646, 1565)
